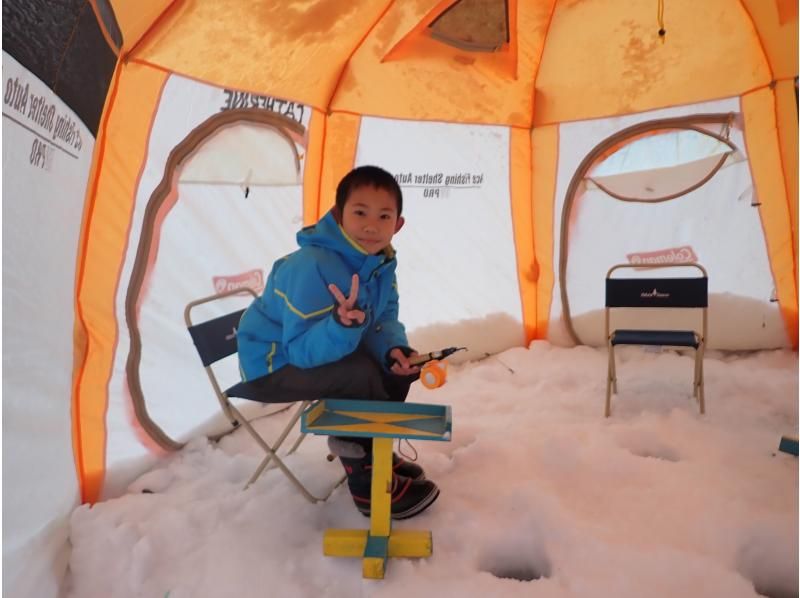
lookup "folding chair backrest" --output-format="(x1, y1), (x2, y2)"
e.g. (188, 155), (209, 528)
(187, 308), (247, 367)
(184, 287), (257, 376)
(184, 287), (258, 420)
(605, 262), (708, 340)
(605, 276), (708, 309)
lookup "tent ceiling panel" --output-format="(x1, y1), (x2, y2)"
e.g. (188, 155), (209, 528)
(105, 0), (795, 127)
(330, 0), (548, 126)
(131, 0), (394, 112)
(534, 0), (773, 126)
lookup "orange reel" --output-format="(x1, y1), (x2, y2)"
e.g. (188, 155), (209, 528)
(420, 359), (448, 389)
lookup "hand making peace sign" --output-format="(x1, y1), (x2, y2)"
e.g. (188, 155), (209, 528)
(328, 274), (365, 326)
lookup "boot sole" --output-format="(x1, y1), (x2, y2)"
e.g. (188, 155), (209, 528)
(356, 485), (440, 521)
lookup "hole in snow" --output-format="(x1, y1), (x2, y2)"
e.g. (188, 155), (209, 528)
(478, 540), (552, 582)
(617, 433), (681, 462)
(736, 529), (798, 598)
(628, 446), (680, 462)
(486, 562), (550, 582)
(754, 588), (798, 598)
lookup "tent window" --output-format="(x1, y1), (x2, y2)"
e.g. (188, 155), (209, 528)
(557, 113), (741, 346)
(124, 108), (306, 451)
(586, 126), (738, 203)
(180, 122), (301, 188)
(429, 0), (509, 52)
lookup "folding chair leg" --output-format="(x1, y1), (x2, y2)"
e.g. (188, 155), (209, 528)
(260, 401), (310, 462)
(285, 432), (307, 456)
(605, 342), (615, 417)
(209, 403), (296, 443)
(227, 402), (345, 503)
(610, 345), (618, 394)
(238, 401), (309, 485)
(696, 343), (705, 415)
(246, 453), (345, 504)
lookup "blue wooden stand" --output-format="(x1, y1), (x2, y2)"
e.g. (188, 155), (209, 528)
(301, 399), (452, 579)
(778, 435), (798, 456)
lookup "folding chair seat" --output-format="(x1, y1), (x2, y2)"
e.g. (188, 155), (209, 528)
(605, 263), (708, 417)
(184, 287), (343, 502)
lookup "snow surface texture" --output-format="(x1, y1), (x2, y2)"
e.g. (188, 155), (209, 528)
(65, 342), (798, 598)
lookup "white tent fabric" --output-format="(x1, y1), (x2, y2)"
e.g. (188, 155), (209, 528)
(355, 116), (525, 355)
(103, 73), (310, 495)
(2, 52), (94, 597)
(547, 96), (789, 350)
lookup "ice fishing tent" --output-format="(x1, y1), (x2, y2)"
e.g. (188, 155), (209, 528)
(3, 1), (797, 596)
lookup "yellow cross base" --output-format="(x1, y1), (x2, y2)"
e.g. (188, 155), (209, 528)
(322, 437), (433, 579)
(324, 529), (433, 578)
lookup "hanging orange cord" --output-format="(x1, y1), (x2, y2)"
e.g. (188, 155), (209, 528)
(657, 0), (666, 43)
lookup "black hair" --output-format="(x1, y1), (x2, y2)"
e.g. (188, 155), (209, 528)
(335, 165), (403, 216)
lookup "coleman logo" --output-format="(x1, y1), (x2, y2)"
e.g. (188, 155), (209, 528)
(641, 288), (670, 298)
(213, 269), (264, 294)
(627, 246), (697, 268)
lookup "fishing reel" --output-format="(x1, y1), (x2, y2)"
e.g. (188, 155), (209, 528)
(409, 346), (467, 389)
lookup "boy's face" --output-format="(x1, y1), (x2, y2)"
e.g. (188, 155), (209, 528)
(340, 185), (404, 255)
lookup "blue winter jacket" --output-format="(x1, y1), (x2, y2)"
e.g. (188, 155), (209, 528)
(236, 209), (410, 381)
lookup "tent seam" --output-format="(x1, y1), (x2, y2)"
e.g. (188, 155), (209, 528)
(508, 129), (536, 340)
(324, 0), (398, 114)
(315, 111), (327, 222)
(528, 0), (558, 128)
(736, 0), (775, 82)
(738, 92), (798, 347)
(123, 0), (184, 59)
(769, 84), (798, 297)
(543, 126), (559, 338)
(72, 57), (125, 503)
(532, 80), (793, 128)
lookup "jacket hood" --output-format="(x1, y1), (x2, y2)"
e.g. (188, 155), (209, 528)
(297, 210), (396, 270)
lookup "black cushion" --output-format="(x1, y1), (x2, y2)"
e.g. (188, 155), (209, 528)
(225, 380), (308, 404)
(611, 329), (699, 348)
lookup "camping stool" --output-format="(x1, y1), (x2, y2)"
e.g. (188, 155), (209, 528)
(605, 262), (708, 417)
(301, 399), (452, 579)
(185, 287), (344, 502)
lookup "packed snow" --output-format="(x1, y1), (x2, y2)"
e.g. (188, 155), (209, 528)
(65, 342), (798, 598)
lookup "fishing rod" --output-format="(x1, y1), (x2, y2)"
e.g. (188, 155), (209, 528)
(408, 346), (467, 367)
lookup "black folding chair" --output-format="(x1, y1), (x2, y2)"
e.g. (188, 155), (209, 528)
(605, 263), (708, 417)
(185, 287), (343, 502)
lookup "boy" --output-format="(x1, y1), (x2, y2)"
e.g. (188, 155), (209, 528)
(237, 165), (439, 520)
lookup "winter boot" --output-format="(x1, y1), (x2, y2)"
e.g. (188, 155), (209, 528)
(329, 438), (439, 520)
(368, 454), (425, 481)
(328, 437), (424, 481)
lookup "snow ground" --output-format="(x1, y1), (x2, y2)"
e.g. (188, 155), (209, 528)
(65, 342), (798, 598)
